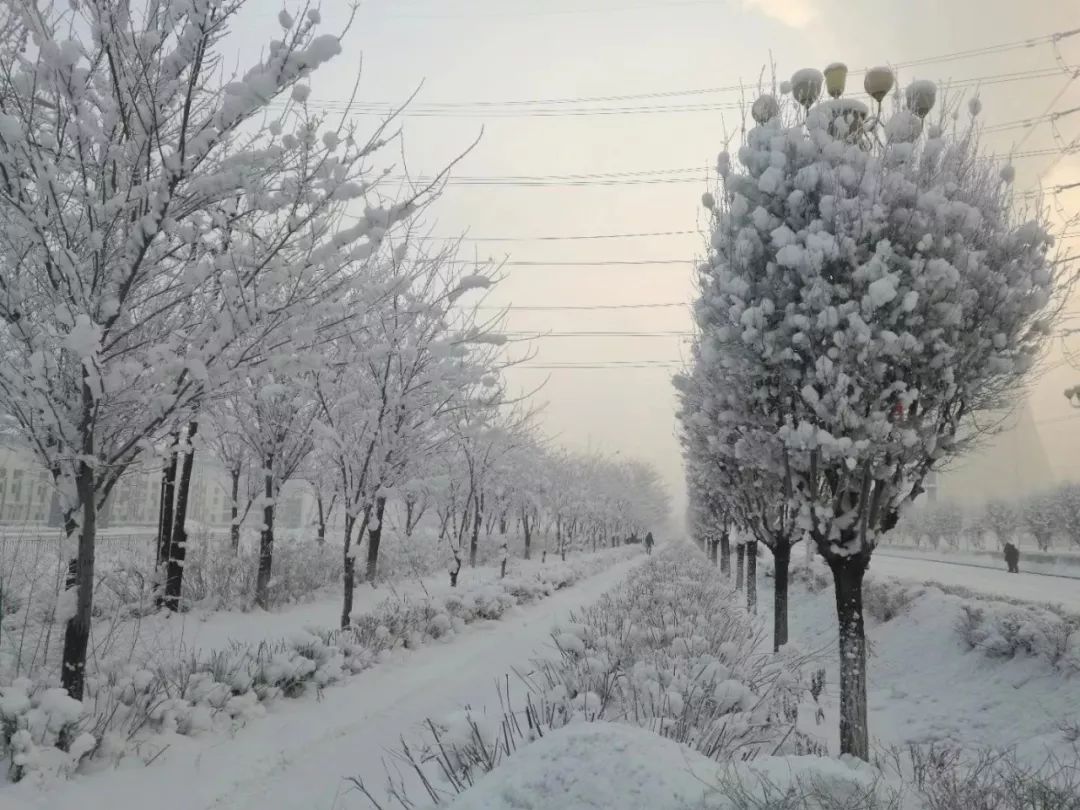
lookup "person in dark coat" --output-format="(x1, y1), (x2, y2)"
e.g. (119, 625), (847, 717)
(644, 531), (654, 555)
(1003, 541), (1019, 574)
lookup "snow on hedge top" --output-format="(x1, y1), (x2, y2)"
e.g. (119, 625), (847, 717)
(447, 721), (889, 810)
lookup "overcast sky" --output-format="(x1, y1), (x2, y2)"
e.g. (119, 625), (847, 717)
(230, 0), (1080, 527)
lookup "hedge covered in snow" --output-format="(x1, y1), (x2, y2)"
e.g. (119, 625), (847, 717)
(0, 546), (640, 783)
(356, 544), (820, 807)
(530, 543), (816, 758)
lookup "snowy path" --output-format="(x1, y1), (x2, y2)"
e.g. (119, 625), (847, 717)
(870, 552), (1080, 611)
(9, 556), (645, 810)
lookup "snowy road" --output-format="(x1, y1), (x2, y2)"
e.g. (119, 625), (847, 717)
(871, 552), (1080, 611)
(9, 555), (645, 810)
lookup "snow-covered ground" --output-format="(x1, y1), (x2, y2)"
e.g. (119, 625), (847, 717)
(445, 721), (890, 810)
(763, 568), (1080, 765)
(6, 555), (646, 810)
(878, 544), (1080, 579)
(870, 552), (1080, 610)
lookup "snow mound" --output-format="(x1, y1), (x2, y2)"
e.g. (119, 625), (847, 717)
(446, 721), (885, 810)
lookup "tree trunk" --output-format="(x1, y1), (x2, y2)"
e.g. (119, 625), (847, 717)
(746, 540), (758, 613)
(60, 461), (96, 701)
(735, 544), (745, 590)
(522, 506), (532, 560)
(316, 494), (327, 544)
(255, 456), (275, 609)
(366, 496), (386, 582)
(720, 530), (731, 576)
(709, 535), (719, 565)
(830, 554), (869, 760)
(469, 492), (482, 567)
(229, 466), (242, 553)
(163, 421), (198, 612)
(772, 542), (791, 651)
(340, 514), (355, 629)
(154, 432), (179, 607)
(450, 549), (462, 586)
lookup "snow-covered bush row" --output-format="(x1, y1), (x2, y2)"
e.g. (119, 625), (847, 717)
(527, 544), (816, 758)
(354, 545), (819, 807)
(0, 546), (640, 783)
(896, 483), (1080, 553)
(795, 562), (1080, 673)
(957, 601), (1080, 671)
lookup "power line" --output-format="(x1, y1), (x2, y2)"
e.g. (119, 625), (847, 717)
(514, 362), (683, 370)
(430, 229), (700, 242)
(1014, 71), (1080, 151)
(499, 258), (690, 266)
(476, 301), (689, 310)
(377, 147), (1077, 192)
(280, 29), (1080, 110)
(281, 68), (1070, 118)
(503, 330), (692, 338)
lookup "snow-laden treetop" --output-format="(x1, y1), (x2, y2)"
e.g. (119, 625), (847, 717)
(688, 76), (1060, 557)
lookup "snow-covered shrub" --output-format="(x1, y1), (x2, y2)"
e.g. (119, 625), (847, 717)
(861, 578), (920, 623)
(887, 742), (1080, 810)
(957, 602), (1078, 671)
(359, 545), (817, 806)
(0, 680), (93, 782)
(181, 532), (341, 609)
(526, 545), (815, 761)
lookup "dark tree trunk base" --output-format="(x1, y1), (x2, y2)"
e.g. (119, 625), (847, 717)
(773, 543), (791, 651)
(746, 540), (758, 613)
(830, 554), (869, 760)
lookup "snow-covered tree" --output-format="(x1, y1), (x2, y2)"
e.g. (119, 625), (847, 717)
(676, 356), (798, 646)
(685, 66), (1059, 757)
(984, 497), (1021, 549)
(204, 410), (259, 552)
(1049, 482), (1080, 550)
(0, 0), (458, 693)
(1021, 489), (1057, 552)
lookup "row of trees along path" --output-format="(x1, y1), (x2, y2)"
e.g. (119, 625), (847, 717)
(0, 2), (672, 702)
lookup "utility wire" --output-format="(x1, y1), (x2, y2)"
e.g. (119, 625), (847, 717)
(373, 148), (1077, 191)
(475, 301), (689, 310)
(275, 29), (1080, 110)
(280, 68), (1069, 118)
(431, 229), (700, 242)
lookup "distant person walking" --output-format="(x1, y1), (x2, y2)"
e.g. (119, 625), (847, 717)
(1003, 541), (1020, 574)
(644, 531), (654, 555)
